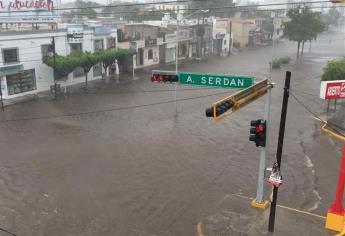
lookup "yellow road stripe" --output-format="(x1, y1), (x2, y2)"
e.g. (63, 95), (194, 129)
(196, 218), (205, 236)
(276, 204), (326, 220)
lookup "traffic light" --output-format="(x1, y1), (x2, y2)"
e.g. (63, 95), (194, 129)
(205, 99), (234, 117)
(249, 119), (266, 147)
(151, 70), (179, 83)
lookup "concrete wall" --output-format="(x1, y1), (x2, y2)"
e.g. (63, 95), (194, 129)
(232, 20), (252, 48)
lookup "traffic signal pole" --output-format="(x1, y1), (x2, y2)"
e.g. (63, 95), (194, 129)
(251, 88), (271, 209)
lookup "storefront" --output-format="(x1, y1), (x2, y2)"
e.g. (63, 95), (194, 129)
(0, 65), (37, 98)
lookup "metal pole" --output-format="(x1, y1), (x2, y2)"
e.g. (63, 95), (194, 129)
(254, 88), (271, 204)
(174, 19), (179, 117)
(0, 81), (4, 112)
(268, 71), (291, 232)
(52, 36), (57, 100)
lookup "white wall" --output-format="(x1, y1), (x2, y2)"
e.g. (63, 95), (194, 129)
(0, 30), (68, 99)
(0, 27), (118, 99)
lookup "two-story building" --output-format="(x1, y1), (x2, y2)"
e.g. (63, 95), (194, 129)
(0, 25), (118, 99)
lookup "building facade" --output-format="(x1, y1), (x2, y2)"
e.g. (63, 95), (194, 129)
(0, 25), (118, 99)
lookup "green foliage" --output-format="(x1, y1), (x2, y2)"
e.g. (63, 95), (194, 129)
(283, 6), (325, 57)
(272, 57), (290, 69)
(95, 48), (134, 70)
(43, 54), (80, 80)
(43, 49), (133, 80)
(322, 58), (345, 81)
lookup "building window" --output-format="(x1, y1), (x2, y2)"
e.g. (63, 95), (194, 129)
(6, 69), (36, 95)
(94, 39), (104, 51)
(73, 67), (85, 78)
(107, 37), (116, 49)
(93, 62), (102, 77)
(70, 43), (82, 53)
(2, 48), (19, 64)
(224, 40), (227, 45)
(148, 49), (153, 60)
(41, 44), (53, 58)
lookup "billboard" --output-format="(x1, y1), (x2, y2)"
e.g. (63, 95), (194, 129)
(320, 80), (345, 100)
(67, 24), (83, 43)
(0, 0), (59, 23)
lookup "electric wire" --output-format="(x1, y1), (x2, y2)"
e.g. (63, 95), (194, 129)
(0, 89), (231, 123)
(290, 92), (345, 136)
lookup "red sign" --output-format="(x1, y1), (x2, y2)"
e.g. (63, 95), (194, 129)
(325, 82), (345, 100)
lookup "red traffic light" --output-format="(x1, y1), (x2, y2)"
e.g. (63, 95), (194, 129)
(151, 71), (179, 83)
(249, 119), (266, 147)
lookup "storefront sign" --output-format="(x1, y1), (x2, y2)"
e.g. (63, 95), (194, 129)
(94, 26), (112, 36)
(165, 30), (190, 43)
(320, 80), (345, 100)
(0, 0), (59, 23)
(67, 24), (84, 43)
(0, 64), (23, 76)
(145, 38), (157, 47)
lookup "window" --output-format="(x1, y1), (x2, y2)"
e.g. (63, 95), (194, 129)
(6, 69), (36, 95)
(148, 49), (153, 60)
(224, 40), (227, 45)
(41, 44), (53, 58)
(94, 40), (104, 51)
(93, 62), (102, 77)
(107, 38), (116, 49)
(2, 48), (19, 64)
(73, 67), (85, 78)
(70, 43), (82, 53)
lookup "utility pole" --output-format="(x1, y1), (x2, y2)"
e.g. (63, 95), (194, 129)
(268, 71), (291, 232)
(0, 81), (4, 112)
(52, 36), (57, 100)
(228, 21), (232, 56)
(174, 18), (179, 117)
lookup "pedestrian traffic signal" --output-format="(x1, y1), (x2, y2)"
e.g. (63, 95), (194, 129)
(205, 99), (234, 118)
(151, 70), (178, 83)
(249, 119), (266, 147)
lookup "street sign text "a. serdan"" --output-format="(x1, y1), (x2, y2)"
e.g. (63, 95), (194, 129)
(179, 72), (254, 89)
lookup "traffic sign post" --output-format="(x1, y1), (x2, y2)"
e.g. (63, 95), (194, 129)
(179, 72), (254, 89)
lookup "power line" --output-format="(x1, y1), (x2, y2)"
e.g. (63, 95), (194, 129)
(0, 227), (17, 236)
(0, 0), (331, 14)
(290, 92), (345, 134)
(0, 90), (231, 123)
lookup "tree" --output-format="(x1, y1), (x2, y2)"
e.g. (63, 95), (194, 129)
(95, 48), (134, 80)
(283, 6), (325, 58)
(322, 58), (345, 81)
(43, 54), (80, 80)
(74, 51), (99, 91)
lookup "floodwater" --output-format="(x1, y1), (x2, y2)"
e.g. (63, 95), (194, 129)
(0, 31), (344, 235)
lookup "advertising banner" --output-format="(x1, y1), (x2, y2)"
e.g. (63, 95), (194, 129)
(0, 0), (59, 22)
(67, 24), (84, 43)
(320, 80), (345, 100)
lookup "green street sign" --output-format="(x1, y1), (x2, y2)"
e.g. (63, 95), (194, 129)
(179, 72), (254, 89)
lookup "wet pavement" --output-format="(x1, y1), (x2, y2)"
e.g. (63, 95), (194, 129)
(0, 31), (344, 235)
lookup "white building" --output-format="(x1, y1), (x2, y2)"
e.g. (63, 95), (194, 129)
(0, 25), (117, 99)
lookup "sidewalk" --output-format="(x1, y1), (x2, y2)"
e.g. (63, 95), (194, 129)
(201, 193), (329, 236)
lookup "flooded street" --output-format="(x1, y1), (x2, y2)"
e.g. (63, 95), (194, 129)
(0, 31), (344, 235)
